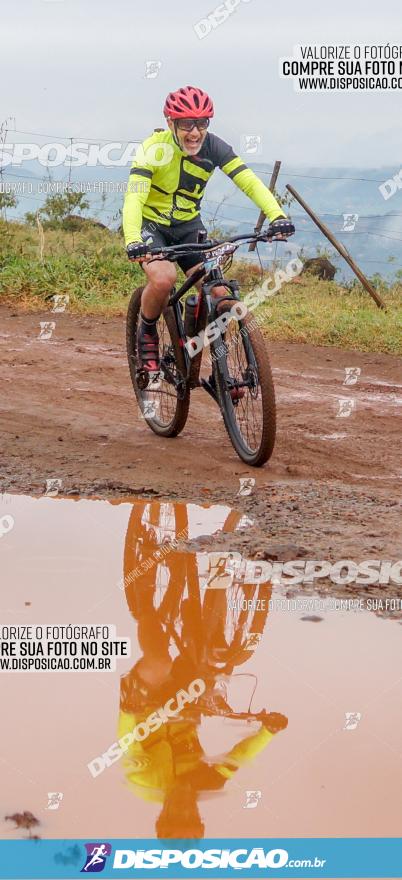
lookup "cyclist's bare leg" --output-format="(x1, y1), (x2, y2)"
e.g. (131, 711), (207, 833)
(136, 611), (173, 686)
(141, 259), (177, 319)
(137, 259), (177, 373)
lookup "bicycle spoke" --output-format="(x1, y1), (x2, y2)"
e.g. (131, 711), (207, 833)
(224, 321), (264, 454)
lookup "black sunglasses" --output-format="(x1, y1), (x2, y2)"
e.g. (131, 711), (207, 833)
(175, 118), (210, 132)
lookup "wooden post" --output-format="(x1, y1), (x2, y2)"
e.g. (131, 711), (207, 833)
(248, 160), (281, 252)
(286, 184), (386, 310)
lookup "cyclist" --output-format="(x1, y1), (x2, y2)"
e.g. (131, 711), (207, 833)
(123, 85), (294, 374)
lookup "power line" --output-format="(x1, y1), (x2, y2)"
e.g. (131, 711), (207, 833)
(9, 193), (45, 203)
(259, 169), (389, 184)
(365, 230), (402, 243)
(6, 203), (399, 263)
(4, 174), (402, 225)
(203, 196), (402, 219)
(201, 207), (402, 243)
(4, 183), (402, 243)
(10, 128), (142, 144)
(4, 175), (402, 224)
(203, 198), (402, 221)
(0, 170), (44, 181)
(6, 129), (399, 183)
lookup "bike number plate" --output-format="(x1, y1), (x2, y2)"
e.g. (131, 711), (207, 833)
(204, 257), (218, 271)
(204, 244), (235, 272)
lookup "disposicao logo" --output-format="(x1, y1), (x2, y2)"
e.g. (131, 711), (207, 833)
(81, 843), (112, 873)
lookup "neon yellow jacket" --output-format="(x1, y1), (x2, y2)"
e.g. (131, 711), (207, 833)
(118, 707), (274, 803)
(123, 129), (284, 245)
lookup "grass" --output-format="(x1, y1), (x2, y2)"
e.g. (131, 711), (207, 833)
(255, 277), (401, 354)
(0, 219), (401, 354)
(0, 220), (143, 312)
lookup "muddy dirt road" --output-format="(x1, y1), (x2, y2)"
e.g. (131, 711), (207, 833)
(1, 304), (401, 566)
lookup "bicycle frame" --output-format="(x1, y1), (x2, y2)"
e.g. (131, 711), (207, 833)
(166, 262), (241, 402)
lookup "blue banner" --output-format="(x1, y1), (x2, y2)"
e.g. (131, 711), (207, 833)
(0, 838), (401, 878)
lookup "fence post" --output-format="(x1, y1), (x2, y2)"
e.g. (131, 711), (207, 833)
(286, 184), (386, 310)
(248, 160), (281, 252)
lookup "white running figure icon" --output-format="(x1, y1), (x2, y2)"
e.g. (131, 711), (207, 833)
(205, 553), (238, 590)
(84, 844), (108, 871)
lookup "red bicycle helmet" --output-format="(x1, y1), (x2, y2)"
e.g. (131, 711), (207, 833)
(163, 86), (214, 119)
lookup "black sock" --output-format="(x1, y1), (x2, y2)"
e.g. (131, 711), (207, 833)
(140, 311), (158, 326)
(140, 312), (159, 335)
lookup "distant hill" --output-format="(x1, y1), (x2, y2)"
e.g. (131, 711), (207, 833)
(3, 161), (401, 281)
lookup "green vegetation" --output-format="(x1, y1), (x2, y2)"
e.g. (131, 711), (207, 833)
(0, 219), (143, 310)
(0, 219), (400, 354)
(25, 191), (91, 229)
(255, 277), (401, 354)
(0, 191), (18, 213)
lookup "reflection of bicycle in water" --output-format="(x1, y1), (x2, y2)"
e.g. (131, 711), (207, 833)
(120, 500), (288, 839)
(124, 501), (270, 675)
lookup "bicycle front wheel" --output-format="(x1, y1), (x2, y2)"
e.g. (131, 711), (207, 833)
(202, 581), (270, 669)
(212, 308), (276, 466)
(126, 286), (190, 437)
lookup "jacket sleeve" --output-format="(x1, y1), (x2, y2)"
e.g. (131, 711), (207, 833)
(214, 724), (275, 781)
(122, 137), (156, 245)
(221, 153), (285, 223)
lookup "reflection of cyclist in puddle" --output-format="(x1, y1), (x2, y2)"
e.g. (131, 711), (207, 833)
(120, 501), (288, 839)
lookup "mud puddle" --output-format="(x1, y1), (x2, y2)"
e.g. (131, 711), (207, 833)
(1, 493), (402, 843)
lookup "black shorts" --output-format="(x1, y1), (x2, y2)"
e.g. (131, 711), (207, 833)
(140, 216), (207, 273)
(120, 654), (200, 713)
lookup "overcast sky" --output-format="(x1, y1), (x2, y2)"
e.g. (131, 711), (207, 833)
(1, 0), (402, 167)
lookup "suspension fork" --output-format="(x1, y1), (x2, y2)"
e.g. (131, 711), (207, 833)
(203, 274), (241, 323)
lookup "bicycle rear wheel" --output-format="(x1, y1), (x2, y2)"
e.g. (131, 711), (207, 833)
(212, 308), (276, 466)
(126, 286), (190, 437)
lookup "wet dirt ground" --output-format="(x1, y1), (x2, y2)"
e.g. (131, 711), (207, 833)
(1, 305), (401, 584)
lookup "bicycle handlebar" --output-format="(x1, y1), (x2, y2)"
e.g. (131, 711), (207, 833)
(166, 707), (269, 723)
(201, 708), (269, 721)
(145, 224), (292, 261)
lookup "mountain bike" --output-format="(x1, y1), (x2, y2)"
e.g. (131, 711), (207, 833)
(122, 499), (283, 731)
(123, 500), (271, 673)
(126, 225), (289, 467)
